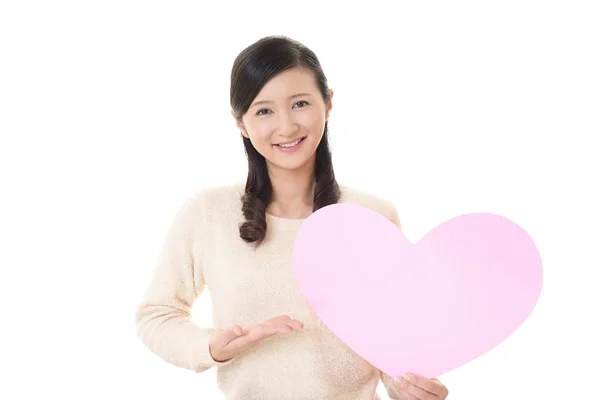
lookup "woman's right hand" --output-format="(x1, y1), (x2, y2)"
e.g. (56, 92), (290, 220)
(209, 315), (304, 362)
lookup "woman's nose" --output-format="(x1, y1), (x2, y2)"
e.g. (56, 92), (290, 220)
(279, 106), (296, 128)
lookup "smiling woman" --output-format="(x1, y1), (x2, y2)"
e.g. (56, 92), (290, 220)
(135, 35), (449, 400)
(237, 70), (327, 171)
(229, 37), (340, 244)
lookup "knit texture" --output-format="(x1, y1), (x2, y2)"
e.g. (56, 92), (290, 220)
(135, 183), (404, 399)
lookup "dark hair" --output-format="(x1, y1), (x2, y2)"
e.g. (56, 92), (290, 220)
(230, 35), (340, 246)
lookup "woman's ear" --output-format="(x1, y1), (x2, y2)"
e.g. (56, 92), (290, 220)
(232, 111), (249, 138)
(326, 89), (334, 120)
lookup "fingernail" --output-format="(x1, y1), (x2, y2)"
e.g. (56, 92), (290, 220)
(394, 377), (407, 387)
(404, 374), (413, 382)
(233, 328), (241, 335)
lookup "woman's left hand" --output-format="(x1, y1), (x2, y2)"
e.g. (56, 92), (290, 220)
(392, 374), (449, 399)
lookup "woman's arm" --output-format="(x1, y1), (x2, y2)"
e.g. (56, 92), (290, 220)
(135, 191), (231, 373)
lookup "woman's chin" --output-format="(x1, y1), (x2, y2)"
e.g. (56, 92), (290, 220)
(267, 152), (316, 173)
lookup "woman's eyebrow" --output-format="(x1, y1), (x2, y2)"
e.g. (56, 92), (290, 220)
(251, 93), (312, 108)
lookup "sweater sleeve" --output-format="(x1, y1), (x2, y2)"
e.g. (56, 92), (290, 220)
(135, 191), (232, 373)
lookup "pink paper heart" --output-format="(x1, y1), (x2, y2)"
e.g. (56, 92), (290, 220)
(292, 204), (543, 378)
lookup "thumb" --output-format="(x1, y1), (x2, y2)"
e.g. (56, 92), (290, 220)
(216, 325), (244, 346)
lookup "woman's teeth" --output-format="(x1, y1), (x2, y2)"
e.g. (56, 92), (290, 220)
(277, 138), (303, 147)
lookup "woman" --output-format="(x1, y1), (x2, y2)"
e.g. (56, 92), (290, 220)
(135, 35), (449, 400)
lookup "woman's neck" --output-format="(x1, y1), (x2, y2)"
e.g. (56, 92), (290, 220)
(266, 162), (315, 219)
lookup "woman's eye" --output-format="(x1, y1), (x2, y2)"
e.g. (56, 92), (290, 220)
(256, 101), (308, 116)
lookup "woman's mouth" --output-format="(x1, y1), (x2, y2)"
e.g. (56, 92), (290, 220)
(274, 137), (306, 152)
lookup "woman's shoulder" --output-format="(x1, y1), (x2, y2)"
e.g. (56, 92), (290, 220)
(185, 182), (245, 214)
(338, 183), (401, 226)
(192, 182), (245, 202)
(338, 183), (397, 210)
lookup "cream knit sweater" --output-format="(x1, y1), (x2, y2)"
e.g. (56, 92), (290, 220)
(135, 183), (404, 399)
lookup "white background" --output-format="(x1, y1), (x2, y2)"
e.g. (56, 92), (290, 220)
(1, 1), (599, 399)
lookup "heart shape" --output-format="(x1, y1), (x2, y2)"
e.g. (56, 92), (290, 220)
(292, 204), (543, 378)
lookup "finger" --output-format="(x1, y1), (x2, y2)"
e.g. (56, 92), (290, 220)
(221, 318), (303, 357)
(262, 320), (297, 335)
(403, 374), (446, 397)
(265, 314), (292, 323)
(218, 324), (268, 349)
(284, 319), (304, 330)
(395, 377), (437, 400)
(228, 316), (303, 349)
(394, 388), (419, 400)
(222, 326), (286, 355)
(214, 325), (244, 347)
(263, 316), (303, 331)
(243, 321), (291, 342)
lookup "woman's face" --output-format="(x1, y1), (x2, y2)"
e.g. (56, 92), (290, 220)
(236, 67), (333, 172)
